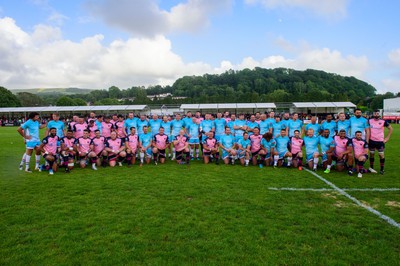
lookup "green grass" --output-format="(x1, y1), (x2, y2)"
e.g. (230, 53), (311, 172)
(1, 126), (400, 265)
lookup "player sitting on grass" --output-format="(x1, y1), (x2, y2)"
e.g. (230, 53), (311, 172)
(39, 127), (59, 175)
(203, 131), (220, 165)
(173, 129), (190, 165)
(105, 131), (126, 167)
(89, 129), (107, 170)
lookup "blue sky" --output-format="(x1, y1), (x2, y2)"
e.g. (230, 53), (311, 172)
(0, 0), (399, 93)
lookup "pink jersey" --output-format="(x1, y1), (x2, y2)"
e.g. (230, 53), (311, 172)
(61, 136), (76, 149)
(69, 121), (76, 131)
(290, 137), (304, 154)
(42, 135), (59, 155)
(73, 123), (88, 139)
(101, 122), (114, 138)
(369, 119), (389, 142)
(334, 136), (352, 157)
(203, 138), (218, 153)
(352, 138), (368, 158)
(91, 136), (105, 154)
(115, 121), (126, 138)
(174, 135), (188, 151)
(88, 124), (98, 138)
(105, 138), (124, 151)
(75, 137), (91, 154)
(224, 117), (231, 123)
(250, 134), (263, 153)
(153, 134), (169, 150)
(126, 134), (139, 152)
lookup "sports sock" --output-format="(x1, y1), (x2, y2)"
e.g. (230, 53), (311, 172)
(358, 160), (365, 173)
(185, 152), (190, 163)
(326, 164), (331, 170)
(190, 147), (194, 157)
(140, 152), (144, 163)
(273, 155), (279, 166)
(298, 157), (303, 166)
(287, 156), (292, 166)
(196, 149), (199, 158)
(313, 157), (319, 169)
(20, 153), (26, 165)
(35, 155), (41, 165)
(25, 155), (31, 170)
(380, 158), (385, 171)
(369, 155), (375, 169)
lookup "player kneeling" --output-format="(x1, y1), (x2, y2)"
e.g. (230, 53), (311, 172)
(152, 127), (169, 165)
(237, 132), (251, 166)
(352, 131), (369, 178)
(60, 130), (76, 173)
(173, 129), (190, 165)
(303, 128), (320, 171)
(74, 129), (92, 169)
(219, 127), (237, 165)
(333, 129), (354, 175)
(249, 127), (266, 167)
(88, 130), (107, 170)
(261, 132), (276, 167)
(125, 127), (139, 167)
(274, 129), (292, 167)
(203, 132), (220, 165)
(139, 126), (153, 166)
(39, 127), (59, 175)
(105, 131), (126, 167)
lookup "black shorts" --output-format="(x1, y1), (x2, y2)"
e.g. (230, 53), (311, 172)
(368, 140), (385, 152)
(158, 149), (166, 158)
(252, 149), (261, 157)
(175, 150), (184, 160)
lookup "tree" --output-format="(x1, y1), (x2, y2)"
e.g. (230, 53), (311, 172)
(56, 96), (77, 106)
(0, 87), (21, 107)
(94, 98), (121, 105)
(17, 92), (44, 107)
(108, 86), (122, 99)
(74, 98), (87, 106)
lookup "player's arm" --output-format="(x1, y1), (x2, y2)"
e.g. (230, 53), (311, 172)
(219, 142), (229, 152)
(365, 126), (371, 143)
(17, 126), (27, 138)
(39, 122), (47, 129)
(384, 124), (393, 143)
(118, 141), (125, 153)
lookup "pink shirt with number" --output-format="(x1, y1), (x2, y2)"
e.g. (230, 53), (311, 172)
(91, 136), (105, 154)
(115, 121), (126, 137)
(250, 134), (263, 153)
(75, 137), (91, 154)
(154, 134), (169, 150)
(290, 137), (304, 154)
(126, 135), (139, 152)
(369, 119), (389, 142)
(42, 135), (59, 155)
(334, 136), (351, 157)
(106, 138), (124, 152)
(73, 123), (88, 139)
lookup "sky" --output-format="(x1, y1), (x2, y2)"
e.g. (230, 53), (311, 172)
(0, 0), (399, 93)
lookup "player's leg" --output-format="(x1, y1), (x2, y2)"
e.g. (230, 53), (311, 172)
(145, 148), (152, 164)
(203, 151), (210, 164)
(357, 155), (367, 178)
(101, 150), (108, 167)
(312, 152), (319, 171)
(378, 143), (385, 175)
(88, 151), (98, 170)
(79, 153), (88, 168)
(292, 153), (299, 168)
(117, 151), (126, 166)
(33, 145), (42, 170)
(158, 149), (166, 164)
(285, 151), (293, 167)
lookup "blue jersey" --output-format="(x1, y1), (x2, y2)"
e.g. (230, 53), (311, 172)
(337, 119), (350, 137)
(303, 136), (320, 155)
(321, 121), (337, 137)
(275, 135), (290, 153)
(188, 123), (200, 140)
(47, 120), (65, 138)
(288, 119), (303, 137)
(21, 119), (40, 141)
(266, 118), (275, 126)
(237, 138), (251, 149)
(319, 135), (335, 153)
(161, 121), (172, 135)
(171, 119), (185, 136)
(271, 121), (286, 138)
(349, 116), (369, 137)
(259, 120), (270, 135)
(281, 119), (291, 129)
(261, 138), (276, 151)
(183, 117), (193, 128)
(149, 119), (162, 136)
(139, 132), (152, 148)
(305, 123), (321, 137)
(227, 120), (236, 135)
(214, 118), (226, 136)
(246, 121), (259, 136)
(124, 118), (138, 134)
(234, 119), (247, 137)
(220, 134), (235, 149)
(137, 119), (149, 135)
(201, 119), (214, 133)
(95, 120), (103, 134)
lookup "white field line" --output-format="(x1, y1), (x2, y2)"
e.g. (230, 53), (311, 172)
(268, 187), (400, 192)
(303, 169), (400, 229)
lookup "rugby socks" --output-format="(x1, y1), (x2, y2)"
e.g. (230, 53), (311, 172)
(369, 153), (375, 169)
(20, 153), (26, 166)
(313, 157), (319, 170)
(126, 154), (132, 165)
(273, 155), (279, 166)
(25, 155), (31, 170)
(245, 159), (250, 165)
(298, 157), (303, 167)
(196, 149), (200, 159)
(35, 155), (41, 167)
(287, 156), (292, 167)
(326, 164), (331, 170)
(380, 158), (385, 171)
(190, 147), (194, 158)
(172, 148), (176, 159)
(140, 152), (144, 163)
(357, 160), (365, 173)
(153, 153), (158, 162)
(91, 156), (97, 164)
(185, 152), (190, 163)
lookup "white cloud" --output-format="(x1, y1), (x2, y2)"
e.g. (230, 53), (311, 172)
(86, 0), (232, 37)
(388, 48), (400, 66)
(245, 0), (349, 18)
(381, 79), (400, 93)
(0, 17), (212, 89)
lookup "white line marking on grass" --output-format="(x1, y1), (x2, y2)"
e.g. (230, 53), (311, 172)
(304, 169), (400, 229)
(268, 187), (400, 192)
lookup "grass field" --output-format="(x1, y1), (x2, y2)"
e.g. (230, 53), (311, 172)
(1, 125), (399, 265)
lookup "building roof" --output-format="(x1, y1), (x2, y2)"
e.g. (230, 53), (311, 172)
(0, 105), (148, 113)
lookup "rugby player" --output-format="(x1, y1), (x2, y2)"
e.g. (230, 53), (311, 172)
(319, 129), (335, 174)
(60, 130), (76, 173)
(101, 116), (114, 138)
(333, 129), (354, 175)
(72, 117), (88, 139)
(89, 129), (107, 170)
(305, 116), (320, 137)
(352, 131), (369, 178)
(186, 117), (201, 160)
(160, 115), (173, 158)
(249, 127), (266, 167)
(105, 131), (126, 167)
(74, 129), (92, 169)
(39, 127), (59, 175)
(349, 108), (369, 139)
(287, 113), (303, 137)
(237, 132), (251, 166)
(173, 129), (190, 165)
(303, 128), (320, 171)
(115, 114), (126, 138)
(261, 132), (276, 167)
(149, 114), (162, 137)
(171, 114), (185, 160)
(219, 127), (237, 165)
(203, 131), (220, 165)
(152, 127), (169, 165)
(214, 112), (227, 142)
(139, 125), (153, 165)
(289, 129), (304, 170)
(320, 114), (337, 137)
(125, 127), (139, 167)
(274, 128), (292, 167)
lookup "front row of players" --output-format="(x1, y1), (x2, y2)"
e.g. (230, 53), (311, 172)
(37, 124), (378, 178)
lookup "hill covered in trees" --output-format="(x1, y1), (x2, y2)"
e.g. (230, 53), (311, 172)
(2, 68), (398, 110)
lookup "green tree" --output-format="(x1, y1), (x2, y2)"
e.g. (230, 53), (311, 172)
(17, 92), (44, 107)
(108, 86), (122, 99)
(74, 98), (87, 106)
(56, 96), (77, 106)
(0, 87), (21, 107)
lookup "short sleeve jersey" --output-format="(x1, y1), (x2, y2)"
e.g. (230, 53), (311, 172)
(349, 116), (369, 137)
(139, 132), (152, 148)
(321, 121), (337, 138)
(171, 119), (185, 136)
(149, 119), (162, 136)
(90, 136), (106, 154)
(319, 136), (335, 153)
(161, 121), (172, 135)
(214, 118), (226, 136)
(47, 120), (65, 138)
(290, 137), (304, 154)
(174, 135), (189, 151)
(153, 133), (169, 150)
(21, 119), (40, 142)
(333, 136), (352, 157)
(42, 135), (59, 154)
(303, 136), (320, 155)
(125, 134), (139, 151)
(75, 137), (91, 153)
(305, 123), (321, 137)
(261, 138), (276, 152)
(369, 119), (389, 142)
(220, 134), (235, 149)
(275, 135), (290, 154)
(288, 119), (303, 137)
(249, 134), (263, 153)
(352, 138), (368, 158)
